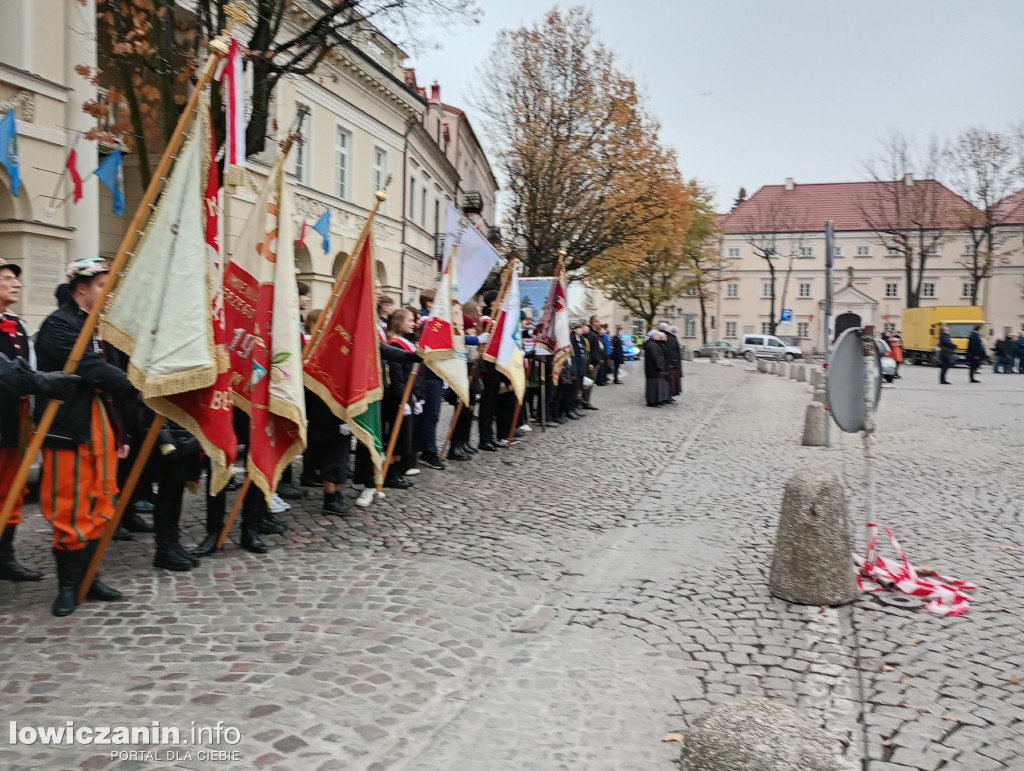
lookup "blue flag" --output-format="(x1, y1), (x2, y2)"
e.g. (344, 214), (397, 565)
(0, 111), (21, 198)
(96, 150), (125, 216)
(311, 210), (330, 253)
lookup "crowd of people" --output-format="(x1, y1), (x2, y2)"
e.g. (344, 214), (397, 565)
(0, 256), (640, 617)
(642, 324), (683, 406)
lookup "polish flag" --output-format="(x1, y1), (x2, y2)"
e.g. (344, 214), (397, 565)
(66, 136), (83, 203)
(216, 38), (245, 170)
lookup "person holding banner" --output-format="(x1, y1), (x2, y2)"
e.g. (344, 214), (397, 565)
(34, 258), (138, 616)
(384, 309), (420, 488)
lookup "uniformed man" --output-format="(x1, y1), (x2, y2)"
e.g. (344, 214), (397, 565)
(35, 258), (139, 616)
(0, 257), (80, 582)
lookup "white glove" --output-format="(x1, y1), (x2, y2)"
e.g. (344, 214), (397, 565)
(413, 399), (424, 415)
(403, 403), (412, 416)
(477, 332), (491, 346)
(340, 423), (351, 436)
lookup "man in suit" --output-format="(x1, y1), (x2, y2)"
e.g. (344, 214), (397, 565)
(610, 326), (626, 384)
(967, 324), (985, 383)
(938, 325), (957, 385)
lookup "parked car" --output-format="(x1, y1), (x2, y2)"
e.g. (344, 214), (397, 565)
(877, 339), (897, 383)
(739, 334), (804, 361)
(694, 340), (739, 358)
(619, 334), (641, 361)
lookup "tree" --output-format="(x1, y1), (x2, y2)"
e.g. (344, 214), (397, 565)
(475, 7), (677, 276)
(737, 194), (797, 335)
(588, 175), (694, 332)
(680, 180), (729, 343)
(855, 133), (953, 308)
(81, 0), (477, 189)
(732, 187), (746, 210)
(946, 128), (1020, 305)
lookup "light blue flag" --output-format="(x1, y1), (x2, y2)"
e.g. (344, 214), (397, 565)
(311, 210), (330, 253)
(0, 111), (21, 197)
(96, 150), (125, 216)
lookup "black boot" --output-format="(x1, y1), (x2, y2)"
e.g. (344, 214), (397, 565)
(51, 548), (85, 617)
(153, 482), (194, 571)
(191, 533), (220, 558)
(384, 470), (412, 489)
(241, 527), (267, 554)
(322, 490), (351, 516)
(122, 511), (155, 533)
(0, 525), (42, 582)
(153, 541), (193, 571)
(112, 525), (134, 541)
(82, 540), (122, 602)
(194, 488), (226, 558)
(449, 444), (471, 461)
(260, 511), (286, 535)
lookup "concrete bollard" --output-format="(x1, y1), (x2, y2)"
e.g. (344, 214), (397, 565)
(789, 364), (800, 380)
(811, 385), (827, 405)
(794, 365), (807, 383)
(801, 402), (826, 445)
(682, 348), (694, 362)
(778, 363), (789, 378)
(709, 351), (720, 363)
(769, 467), (857, 606)
(757, 360), (768, 373)
(808, 368), (820, 388)
(681, 699), (839, 771)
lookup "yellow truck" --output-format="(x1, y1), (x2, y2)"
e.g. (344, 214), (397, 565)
(901, 306), (986, 365)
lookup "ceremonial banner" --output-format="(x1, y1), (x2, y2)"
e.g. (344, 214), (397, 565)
(417, 259), (470, 404)
(98, 108), (238, 494)
(304, 238), (385, 485)
(484, 267), (526, 401)
(441, 203), (500, 303)
(223, 152), (307, 502)
(533, 274), (571, 382)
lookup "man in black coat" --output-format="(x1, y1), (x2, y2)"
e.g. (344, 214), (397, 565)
(665, 324), (683, 396)
(938, 325), (957, 385)
(644, 331), (668, 406)
(967, 324), (985, 383)
(568, 321), (587, 418)
(610, 326), (626, 384)
(582, 316), (603, 410)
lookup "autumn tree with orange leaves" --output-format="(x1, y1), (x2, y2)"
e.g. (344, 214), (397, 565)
(476, 7), (680, 276)
(79, 0), (477, 189)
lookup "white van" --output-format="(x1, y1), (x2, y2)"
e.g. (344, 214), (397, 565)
(740, 334), (804, 361)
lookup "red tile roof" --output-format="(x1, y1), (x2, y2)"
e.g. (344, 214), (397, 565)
(995, 188), (1024, 224)
(719, 180), (972, 233)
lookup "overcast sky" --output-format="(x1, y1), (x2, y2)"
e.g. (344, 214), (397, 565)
(407, 0), (1024, 211)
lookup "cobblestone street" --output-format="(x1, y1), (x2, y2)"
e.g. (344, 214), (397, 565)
(1, 359), (1022, 771)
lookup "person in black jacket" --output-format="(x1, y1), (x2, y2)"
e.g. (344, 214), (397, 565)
(938, 325), (957, 385)
(610, 326), (626, 384)
(34, 258), (138, 616)
(665, 324), (683, 397)
(967, 325), (985, 383)
(582, 315), (604, 409)
(150, 419), (203, 571)
(384, 309), (420, 488)
(644, 331), (669, 406)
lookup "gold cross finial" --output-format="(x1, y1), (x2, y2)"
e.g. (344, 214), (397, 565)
(223, 2), (252, 35)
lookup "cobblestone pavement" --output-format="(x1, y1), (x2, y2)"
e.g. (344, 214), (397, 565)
(0, 358), (1021, 770)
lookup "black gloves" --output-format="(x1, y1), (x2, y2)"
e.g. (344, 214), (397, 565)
(22, 369), (82, 401)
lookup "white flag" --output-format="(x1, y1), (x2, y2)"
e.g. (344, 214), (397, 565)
(442, 202), (500, 303)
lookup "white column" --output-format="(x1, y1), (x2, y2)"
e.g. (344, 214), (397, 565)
(64, 0), (99, 260)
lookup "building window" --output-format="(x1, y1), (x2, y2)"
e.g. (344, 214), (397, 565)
(798, 246), (814, 258)
(798, 282), (811, 298)
(727, 247), (741, 258)
(294, 103), (310, 183)
(797, 321), (809, 339)
(725, 321), (737, 338)
(963, 242), (976, 255)
(885, 282), (898, 298)
(962, 282), (974, 299)
(683, 287), (697, 297)
(856, 245), (871, 257)
(372, 146), (387, 194)
(833, 246), (843, 258)
(434, 198), (440, 234)
(762, 283), (773, 299)
(761, 321), (772, 334)
(335, 126), (351, 199)
(408, 170), (417, 218)
(421, 186), (428, 227)
(921, 282), (936, 298)
(884, 322), (896, 333)
(886, 245), (901, 256)
(726, 283), (738, 298)
(926, 243), (940, 256)
(684, 316), (696, 338)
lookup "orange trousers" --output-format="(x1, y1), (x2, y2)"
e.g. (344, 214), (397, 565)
(0, 447), (26, 526)
(40, 398), (119, 551)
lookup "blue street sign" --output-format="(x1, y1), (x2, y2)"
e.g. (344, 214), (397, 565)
(781, 308), (793, 324)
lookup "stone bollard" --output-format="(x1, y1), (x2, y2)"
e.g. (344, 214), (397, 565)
(811, 385), (827, 405)
(757, 360), (768, 373)
(794, 365), (807, 383)
(682, 348), (694, 362)
(709, 351), (720, 363)
(681, 698), (839, 771)
(801, 402), (826, 446)
(778, 363), (789, 378)
(789, 364), (801, 381)
(769, 467), (857, 606)
(808, 368), (820, 388)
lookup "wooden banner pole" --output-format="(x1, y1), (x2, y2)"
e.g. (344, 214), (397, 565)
(377, 366), (419, 492)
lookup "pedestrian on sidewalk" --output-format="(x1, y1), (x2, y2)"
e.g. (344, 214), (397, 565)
(643, 330), (668, 406)
(967, 325), (985, 383)
(890, 332), (904, 378)
(938, 325), (956, 385)
(611, 325), (625, 384)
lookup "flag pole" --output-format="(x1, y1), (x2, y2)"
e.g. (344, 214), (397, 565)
(439, 261), (513, 461)
(377, 364), (419, 491)
(0, 13), (248, 538)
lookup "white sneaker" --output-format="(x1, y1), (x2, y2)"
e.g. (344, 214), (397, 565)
(405, 468), (421, 476)
(355, 488), (375, 508)
(270, 493), (291, 513)
(519, 424), (532, 433)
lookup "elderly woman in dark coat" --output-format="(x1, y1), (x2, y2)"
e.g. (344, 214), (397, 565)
(643, 330), (669, 407)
